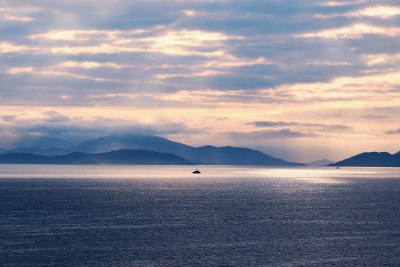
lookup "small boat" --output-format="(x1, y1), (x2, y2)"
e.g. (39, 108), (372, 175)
(336, 166), (340, 169)
(192, 169), (201, 174)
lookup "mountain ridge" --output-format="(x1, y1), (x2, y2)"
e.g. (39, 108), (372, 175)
(73, 134), (304, 166)
(331, 152), (400, 167)
(0, 149), (192, 165)
(306, 158), (334, 166)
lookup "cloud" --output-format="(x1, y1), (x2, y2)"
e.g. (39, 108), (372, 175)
(362, 53), (400, 66)
(317, 1), (369, 7)
(355, 6), (400, 18)
(225, 129), (317, 139)
(0, 0), (400, 160)
(0, 111), (208, 148)
(1, 0), (399, 106)
(248, 121), (351, 131)
(1, 115), (18, 122)
(297, 24), (400, 39)
(43, 111), (69, 123)
(4, 16), (33, 22)
(386, 128), (400, 135)
(315, 5), (400, 19)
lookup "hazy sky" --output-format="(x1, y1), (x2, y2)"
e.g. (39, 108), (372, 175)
(1, 0), (400, 161)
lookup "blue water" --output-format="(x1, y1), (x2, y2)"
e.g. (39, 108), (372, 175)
(0, 165), (400, 266)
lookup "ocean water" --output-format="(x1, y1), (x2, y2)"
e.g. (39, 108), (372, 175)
(0, 165), (400, 266)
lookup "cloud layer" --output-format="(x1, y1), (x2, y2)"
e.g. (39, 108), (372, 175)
(0, 0), (399, 161)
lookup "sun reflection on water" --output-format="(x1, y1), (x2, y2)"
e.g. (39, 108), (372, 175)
(0, 165), (398, 184)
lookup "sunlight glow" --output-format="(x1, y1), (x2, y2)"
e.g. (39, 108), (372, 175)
(7, 67), (34, 74)
(183, 9), (197, 17)
(315, 5), (400, 19)
(298, 24), (400, 39)
(362, 54), (400, 65)
(357, 6), (400, 18)
(4, 29), (237, 57)
(60, 61), (124, 69)
(4, 15), (33, 22)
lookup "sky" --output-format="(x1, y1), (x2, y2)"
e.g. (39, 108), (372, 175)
(0, 0), (400, 162)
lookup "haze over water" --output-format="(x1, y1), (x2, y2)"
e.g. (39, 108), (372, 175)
(1, 165), (400, 266)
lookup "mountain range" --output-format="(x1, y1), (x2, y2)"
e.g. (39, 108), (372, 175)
(1, 134), (399, 166)
(0, 150), (191, 165)
(0, 134), (303, 166)
(75, 135), (303, 165)
(306, 158), (334, 166)
(5, 147), (73, 156)
(331, 152), (400, 167)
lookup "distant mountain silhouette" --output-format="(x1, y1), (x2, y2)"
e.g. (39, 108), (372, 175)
(74, 134), (303, 166)
(12, 136), (73, 149)
(0, 149), (192, 165)
(192, 145), (302, 165)
(4, 147), (73, 156)
(306, 158), (334, 166)
(75, 134), (192, 154)
(331, 152), (400, 167)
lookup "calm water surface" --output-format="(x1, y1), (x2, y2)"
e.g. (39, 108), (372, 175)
(0, 165), (400, 266)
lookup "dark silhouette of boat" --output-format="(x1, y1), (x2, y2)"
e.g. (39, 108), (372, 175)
(193, 169), (201, 174)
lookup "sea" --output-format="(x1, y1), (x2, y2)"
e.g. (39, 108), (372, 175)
(1, 165), (400, 266)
